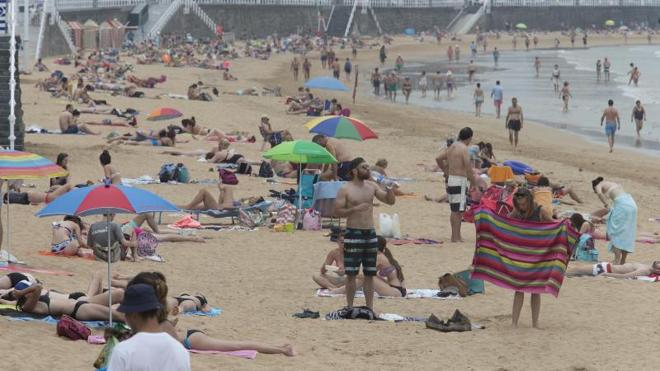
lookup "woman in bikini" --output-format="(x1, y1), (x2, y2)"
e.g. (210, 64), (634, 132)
(50, 153), (70, 189)
(181, 183), (235, 210)
(127, 272), (295, 356)
(0, 272), (38, 290)
(100, 150), (122, 185)
(1, 272), (126, 322)
(330, 236), (407, 297)
(181, 117), (226, 142)
(560, 81), (572, 112)
(3, 183), (73, 205)
(51, 215), (90, 256)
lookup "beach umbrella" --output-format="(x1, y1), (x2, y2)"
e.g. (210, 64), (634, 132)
(304, 115), (378, 141)
(36, 182), (179, 325)
(515, 23), (527, 30)
(146, 107), (183, 121)
(0, 150), (67, 264)
(605, 20), (615, 27)
(404, 27), (416, 36)
(263, 140), (337, 209)
(304, 76), (350, 92)
(619, 26), (629, 32)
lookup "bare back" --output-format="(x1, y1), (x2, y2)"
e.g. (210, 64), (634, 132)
(603, 107), (619, 122)
(327, 138), (352, 162)
(446, 141), (472, 179)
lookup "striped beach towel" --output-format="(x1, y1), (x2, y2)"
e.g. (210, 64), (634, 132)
(471, 208), (578, 297)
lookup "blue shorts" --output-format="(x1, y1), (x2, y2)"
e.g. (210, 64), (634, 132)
(605, 122), (617, 136)
(63, 125), (79, 134)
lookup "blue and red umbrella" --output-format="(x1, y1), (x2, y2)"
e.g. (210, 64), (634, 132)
(36, 183), (179, 217)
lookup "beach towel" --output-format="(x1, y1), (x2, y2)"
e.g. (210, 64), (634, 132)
(471, 208), (578, 297)
(388, 238), (441, 245)
(38, 250), (95, 260)
(121, 175), (160, 185)
(182, 307), (222, 317)
(315, 288), (460, 300)
(189, 349), (257, 360)
(0, 263), (74, 276)
(607, 193), (638, 253)
(635, 274), (660, 282)
(2, 311), (107, 328)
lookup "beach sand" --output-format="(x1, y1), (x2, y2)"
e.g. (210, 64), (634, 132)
(2, 32), (659, 370)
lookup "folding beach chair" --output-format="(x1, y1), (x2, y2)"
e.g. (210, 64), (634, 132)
(297, 169), (319, 209)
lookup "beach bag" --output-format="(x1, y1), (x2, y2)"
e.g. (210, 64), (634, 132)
(93, 242), (121, 263)
(237, 162), (252, 175)
(175, 164), (190, 183)
(57, 315), (91, 341)
(158, 163), (177, 183)
(258, 161), (274, 178)
(136, 231), (159, 257)
(379, 213), (393, 237)
(239, 208), (265, 228)
(303, 209), (321, 231)
(218, 169), (238, 185)
(276, 203), (297, 224)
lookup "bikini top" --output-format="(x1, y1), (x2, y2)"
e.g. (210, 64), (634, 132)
(378, 265), (397, 278)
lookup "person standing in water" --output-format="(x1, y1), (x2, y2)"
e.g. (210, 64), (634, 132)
(551, 64), (561, 93)
(534, 57), (541, 78)
(491, 80), (504, 119)
(631, 100), (646, 145)
(600, 99), (620, 153)
(418, 71), (428, 98)
(492, 47), (500, 68)
(371, 68), (381, 96)
(603, 58), (611, 82)
(560, 81), (572, 113)
(474, 83), (484, 117)
(402, 77), (412, 104)
(467, 60), (477, 83)
(446, 70), (455, 99)
(596, 59), (602, 82)
(627, 63), (640, 86)
(505, 97), (524, 152)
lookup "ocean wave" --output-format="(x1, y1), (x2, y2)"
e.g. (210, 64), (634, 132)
(619, 85), (660, 105)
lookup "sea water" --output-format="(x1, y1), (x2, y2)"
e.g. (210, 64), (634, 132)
(368, 45), (660, 151)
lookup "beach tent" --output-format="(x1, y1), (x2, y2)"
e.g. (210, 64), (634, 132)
(99, 21), (114, 50)
(82, 20), (99, 50)
(109, 19), (126, 49)
(68, 21), (83, 49)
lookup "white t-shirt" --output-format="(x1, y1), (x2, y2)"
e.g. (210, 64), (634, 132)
(108, 332), (191, 371)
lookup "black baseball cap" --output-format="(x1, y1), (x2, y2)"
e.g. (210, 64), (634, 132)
(117, 284), (162, 313)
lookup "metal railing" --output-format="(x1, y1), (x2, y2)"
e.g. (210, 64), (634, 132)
(147, 0), (183, 38)
(52, 9), (77, 54)
(491, 0), (660, 6)
(188, 0), (218, 32)
(54, 0), (148, 10)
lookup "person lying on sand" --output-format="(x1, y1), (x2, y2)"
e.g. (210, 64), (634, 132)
(3, 183), (73, 205)
(50, 215), (90, 256)
(0, 272), (126, 322)
(180, 183), (235, 210)
(313, 234), (346, 289)
(126, 272), (295, 356)
(370, 158), (413, 197)
(84, 116), (137, 128)
(0, 272), (38, 290)
(120, 216), (207, 244)
(330, 237), (407, 297)
(567, 261), (660, 278)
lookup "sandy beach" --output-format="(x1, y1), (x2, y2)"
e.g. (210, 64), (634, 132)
(1, 31), (660, 370)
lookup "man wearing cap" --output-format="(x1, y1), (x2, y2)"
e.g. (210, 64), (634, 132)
(335, 157), (395, 310)
(108, 284), (190, 371)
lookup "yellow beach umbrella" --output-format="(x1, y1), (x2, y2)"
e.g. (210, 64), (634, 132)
(605, 20), (615, 27)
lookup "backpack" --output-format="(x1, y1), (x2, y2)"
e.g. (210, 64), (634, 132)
(258, 161), (274, 178)
(218, 169), (238, 185)
(159, 163), (189, 183)
(302, 209), (321, 230)
(136, 231), (159, 257)
(57, 315), (91, 340)
(237, 162), (252, 175)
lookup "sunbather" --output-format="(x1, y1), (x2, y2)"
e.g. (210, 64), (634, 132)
(0, 273), (38, 290)
(181, 183), (235, 210)
(370, 159), (413, 196)
(3, 183), (73, 205)
(100, 150), (122, 185)
(330, 237), (407, 297)
(567, 261), (660, 278)
(85, 116), (137, 128)
(51, 215), (90, 256)
(128, 272), (295, 356)
(50, 152), (70, 188)
(120, 216), (206, 244)
(313, 235), (346, 289)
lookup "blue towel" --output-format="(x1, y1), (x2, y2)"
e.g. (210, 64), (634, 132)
(7, 315), (108, 328)
(607, 193), (638, 253)
(182, 307), (222, 317)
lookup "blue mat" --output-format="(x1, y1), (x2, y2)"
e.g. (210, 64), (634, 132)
(182, 307), (222, 317)
(6, 314), (108, 328)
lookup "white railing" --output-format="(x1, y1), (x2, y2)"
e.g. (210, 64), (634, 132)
(53, 9), (77, 54)
(344, 0), (358, 37)
(188, 0), (218, 32)
(147, 0), (182, 38)
(492, 0), (660, 6)
(195, 0), (464, 6)
(54, 0), (147, 10)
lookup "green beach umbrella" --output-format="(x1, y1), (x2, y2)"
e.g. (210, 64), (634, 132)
(263, 140), (337, 165)
(605, 20), (615, 27)
(515, 23), (527, 30)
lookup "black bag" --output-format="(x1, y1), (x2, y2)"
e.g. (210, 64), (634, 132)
(258, 161), (274, 178)
(237, 162), (252, 175)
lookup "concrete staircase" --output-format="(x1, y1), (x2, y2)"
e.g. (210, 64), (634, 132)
(326, 5), (352, 37)
(137, 0), (182, 42)
(449, 4), (486, 35)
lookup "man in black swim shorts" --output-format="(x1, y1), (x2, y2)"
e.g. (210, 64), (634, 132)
(334, 157), (395, 310)
(505, 97), (524, 152)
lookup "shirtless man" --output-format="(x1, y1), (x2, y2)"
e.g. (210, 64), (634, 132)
(567, 261), (660, 279)
(402, 77), (412, 104)
(603, 58), (611, 82)
(334, 157), (395, 309)
(600, 99), (620, 153)
(534, 57), (540, 78)
(505, 98), (524, 151)
(435, 128), (476, 242)
(467, 60), (477, 83)
(59, 105), (98, 135)
(596, 59), (602, 82)
(312, 135), (353, 181)
(312, 235), (346, 289)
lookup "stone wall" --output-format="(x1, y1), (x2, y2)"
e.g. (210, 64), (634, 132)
(482, 6), (660, 30)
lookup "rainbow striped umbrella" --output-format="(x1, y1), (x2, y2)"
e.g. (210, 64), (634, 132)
(146, 107), (183, 121)
(0, 150), (68, 180)
(304, 116), (378, 141)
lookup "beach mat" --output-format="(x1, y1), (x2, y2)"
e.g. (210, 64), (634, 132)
(388, 238), (442, 246)
(0, 308), (107, 328)
(182, 307), (222, 317)
(0, 263), (74, 276)
(315, 288), (460, 300)
(189, 349), (257, 360)
(38, 250), (95, 260)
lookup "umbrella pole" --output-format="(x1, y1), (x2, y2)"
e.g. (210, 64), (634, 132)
(107, 214), (113, 326)
(5, 189), (11, 263)
(297, 166), (302, 231)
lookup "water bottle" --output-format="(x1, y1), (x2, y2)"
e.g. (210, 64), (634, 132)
(374, 174), (396, 189)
